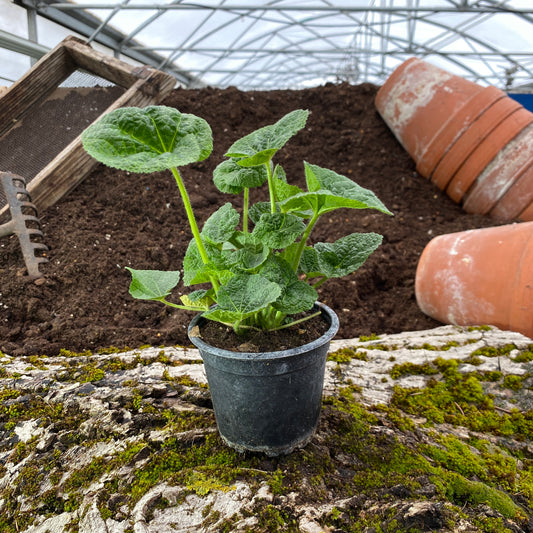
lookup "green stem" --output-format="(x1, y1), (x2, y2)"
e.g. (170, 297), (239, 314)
(265, 162), (276, 213)
(171, 167), (219, 291)
(160, 298), (205, 312)
(312, 276), (328, 289)
(268, 311), (321, 332)
(291, 211), (320, 271)
(243, 187), (249, 233)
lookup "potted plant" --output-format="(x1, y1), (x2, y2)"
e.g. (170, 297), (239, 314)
(81, 106), (392, 455)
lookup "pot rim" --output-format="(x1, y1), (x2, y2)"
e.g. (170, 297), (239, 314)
(187, 301), (339, 361)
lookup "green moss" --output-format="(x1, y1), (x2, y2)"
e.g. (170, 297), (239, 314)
(327, 347), (368, 363)
(467, 325), (492, 332)
(513, 347), (533, 363)
(185, 470), (235, 496)
(446, 474), (520, 519)
(359, 333), (380, 342)
(502, 374), (526, 391)
(64, 456), (108, 492)
(469, 344), (517, 358)
(390, 361), (533, 440)
(390, 361), (439, 380)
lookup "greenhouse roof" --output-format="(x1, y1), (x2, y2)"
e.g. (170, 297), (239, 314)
(3, 0), (533, 91)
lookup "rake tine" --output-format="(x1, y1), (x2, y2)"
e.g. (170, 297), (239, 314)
(0, 171), (49, 279)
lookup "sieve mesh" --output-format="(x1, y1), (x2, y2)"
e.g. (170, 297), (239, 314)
(0, 70), (125, 211)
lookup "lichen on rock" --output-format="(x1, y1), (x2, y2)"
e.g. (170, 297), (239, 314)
(1, 325), (533, 532)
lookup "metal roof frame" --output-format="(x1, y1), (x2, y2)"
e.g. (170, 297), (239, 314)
(8, 0), (533, 91)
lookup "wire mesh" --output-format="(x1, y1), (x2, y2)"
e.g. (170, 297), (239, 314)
(0, 70), (125, 210)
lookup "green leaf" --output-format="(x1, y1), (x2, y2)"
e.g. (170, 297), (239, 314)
(299, 246), (321, 277)
(180, 290), (214, 310)
(183, 239), (228, 285)
(248, 202), (277, 224)
(305, 163), (393, 215)
(252, 213), (306, 249)
(274, 279), (317, 314)
(223, 232), (269, 272)
(273, 176), (303, 202)
(225, 109), (309, 166)
(203, 274), (281, 320)
(126, 268), (180, 300)
(259, 256), (317, 314)
(273, 164), (287, 182)
(81, 106), (213, 173)
(213, 159), (268, 194)
(313, 232), (383, 278)
(201, 203), (240, 244)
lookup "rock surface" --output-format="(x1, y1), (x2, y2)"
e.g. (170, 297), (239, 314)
(1, 325), (533, 532)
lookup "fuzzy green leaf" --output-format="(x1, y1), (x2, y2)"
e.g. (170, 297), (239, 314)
(259, 256), (317, 314)
(203, 274), (281, 322)
(202, 203), (240, 244)
(126, 268), (180, 300)
(313, 232), (383, 278)
(183, 239), (228, 285)
(213, 159), (268, 193)
(299, 247), (321, 277)
(223, 232), (269, 272)
(308, 163), (392, 214)
(273, 176), (303, 202)
(225, 109), (309, 166)
(248, 202), (277, 224)
(274, 280), (317, 314)
(252, 213), (306, 249)
(180, 290), (214, 310)
(81, 106), (212, 173)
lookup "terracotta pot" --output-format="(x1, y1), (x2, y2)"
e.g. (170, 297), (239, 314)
(463, 124), (533, 217)
(519, 201), (533, 222)
(478, 125), (533, 220)
(375, 57), (484, 172)
(431, 95), (522, 191)
(415, 223), (533, 339)
(445, 107), (533, 203)
(417, 85), (506, 179)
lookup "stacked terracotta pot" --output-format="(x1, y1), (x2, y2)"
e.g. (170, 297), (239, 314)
(375, 57), (533, 221)
(375, 58), (533, 340)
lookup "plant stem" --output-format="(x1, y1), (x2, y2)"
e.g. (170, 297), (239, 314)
(171, 167), (219, 291)
(243, 187), (249, 233)
(160, 298), (205, 312)
(312, 276), (327, 289)
(268, 310), (322, 332)
(266, 162), (276, 213)
(291, 211), (320, 271)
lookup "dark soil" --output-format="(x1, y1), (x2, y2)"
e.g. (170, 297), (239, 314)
(0, 83), (505, 357)
(195, 311), (330, 353)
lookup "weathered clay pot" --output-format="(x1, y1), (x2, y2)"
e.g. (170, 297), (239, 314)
(430, 95), (522, 192)
(415, 223), (533, 339)
(418, 85), (506, 180)
(376, 58), (533, 220)
(375, 57), (484, 176)
(472, 125), (533, 221)
(445, 107), (533, 203)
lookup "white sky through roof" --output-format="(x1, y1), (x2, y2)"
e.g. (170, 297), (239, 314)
(1, 0), (533, 91)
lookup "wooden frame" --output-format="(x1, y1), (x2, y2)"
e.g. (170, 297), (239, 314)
(0, 35), (176, 214)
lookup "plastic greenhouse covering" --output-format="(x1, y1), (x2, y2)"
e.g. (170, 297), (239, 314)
(1, 1), (533, 91)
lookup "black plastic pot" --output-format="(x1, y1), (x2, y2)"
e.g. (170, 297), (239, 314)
(188, 302), (339, 456)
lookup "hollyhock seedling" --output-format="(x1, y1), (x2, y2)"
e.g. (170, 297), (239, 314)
(82, 106), (392, 334)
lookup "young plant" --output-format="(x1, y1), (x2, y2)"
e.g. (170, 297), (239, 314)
(81, 106), (392, 334)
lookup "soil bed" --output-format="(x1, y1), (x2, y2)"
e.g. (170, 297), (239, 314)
(0, 83), (505, 356)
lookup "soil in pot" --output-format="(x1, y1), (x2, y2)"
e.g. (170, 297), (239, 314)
(194, 311), (330, 353)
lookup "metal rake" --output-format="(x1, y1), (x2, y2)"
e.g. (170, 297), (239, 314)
(0, 172), (48, 279)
